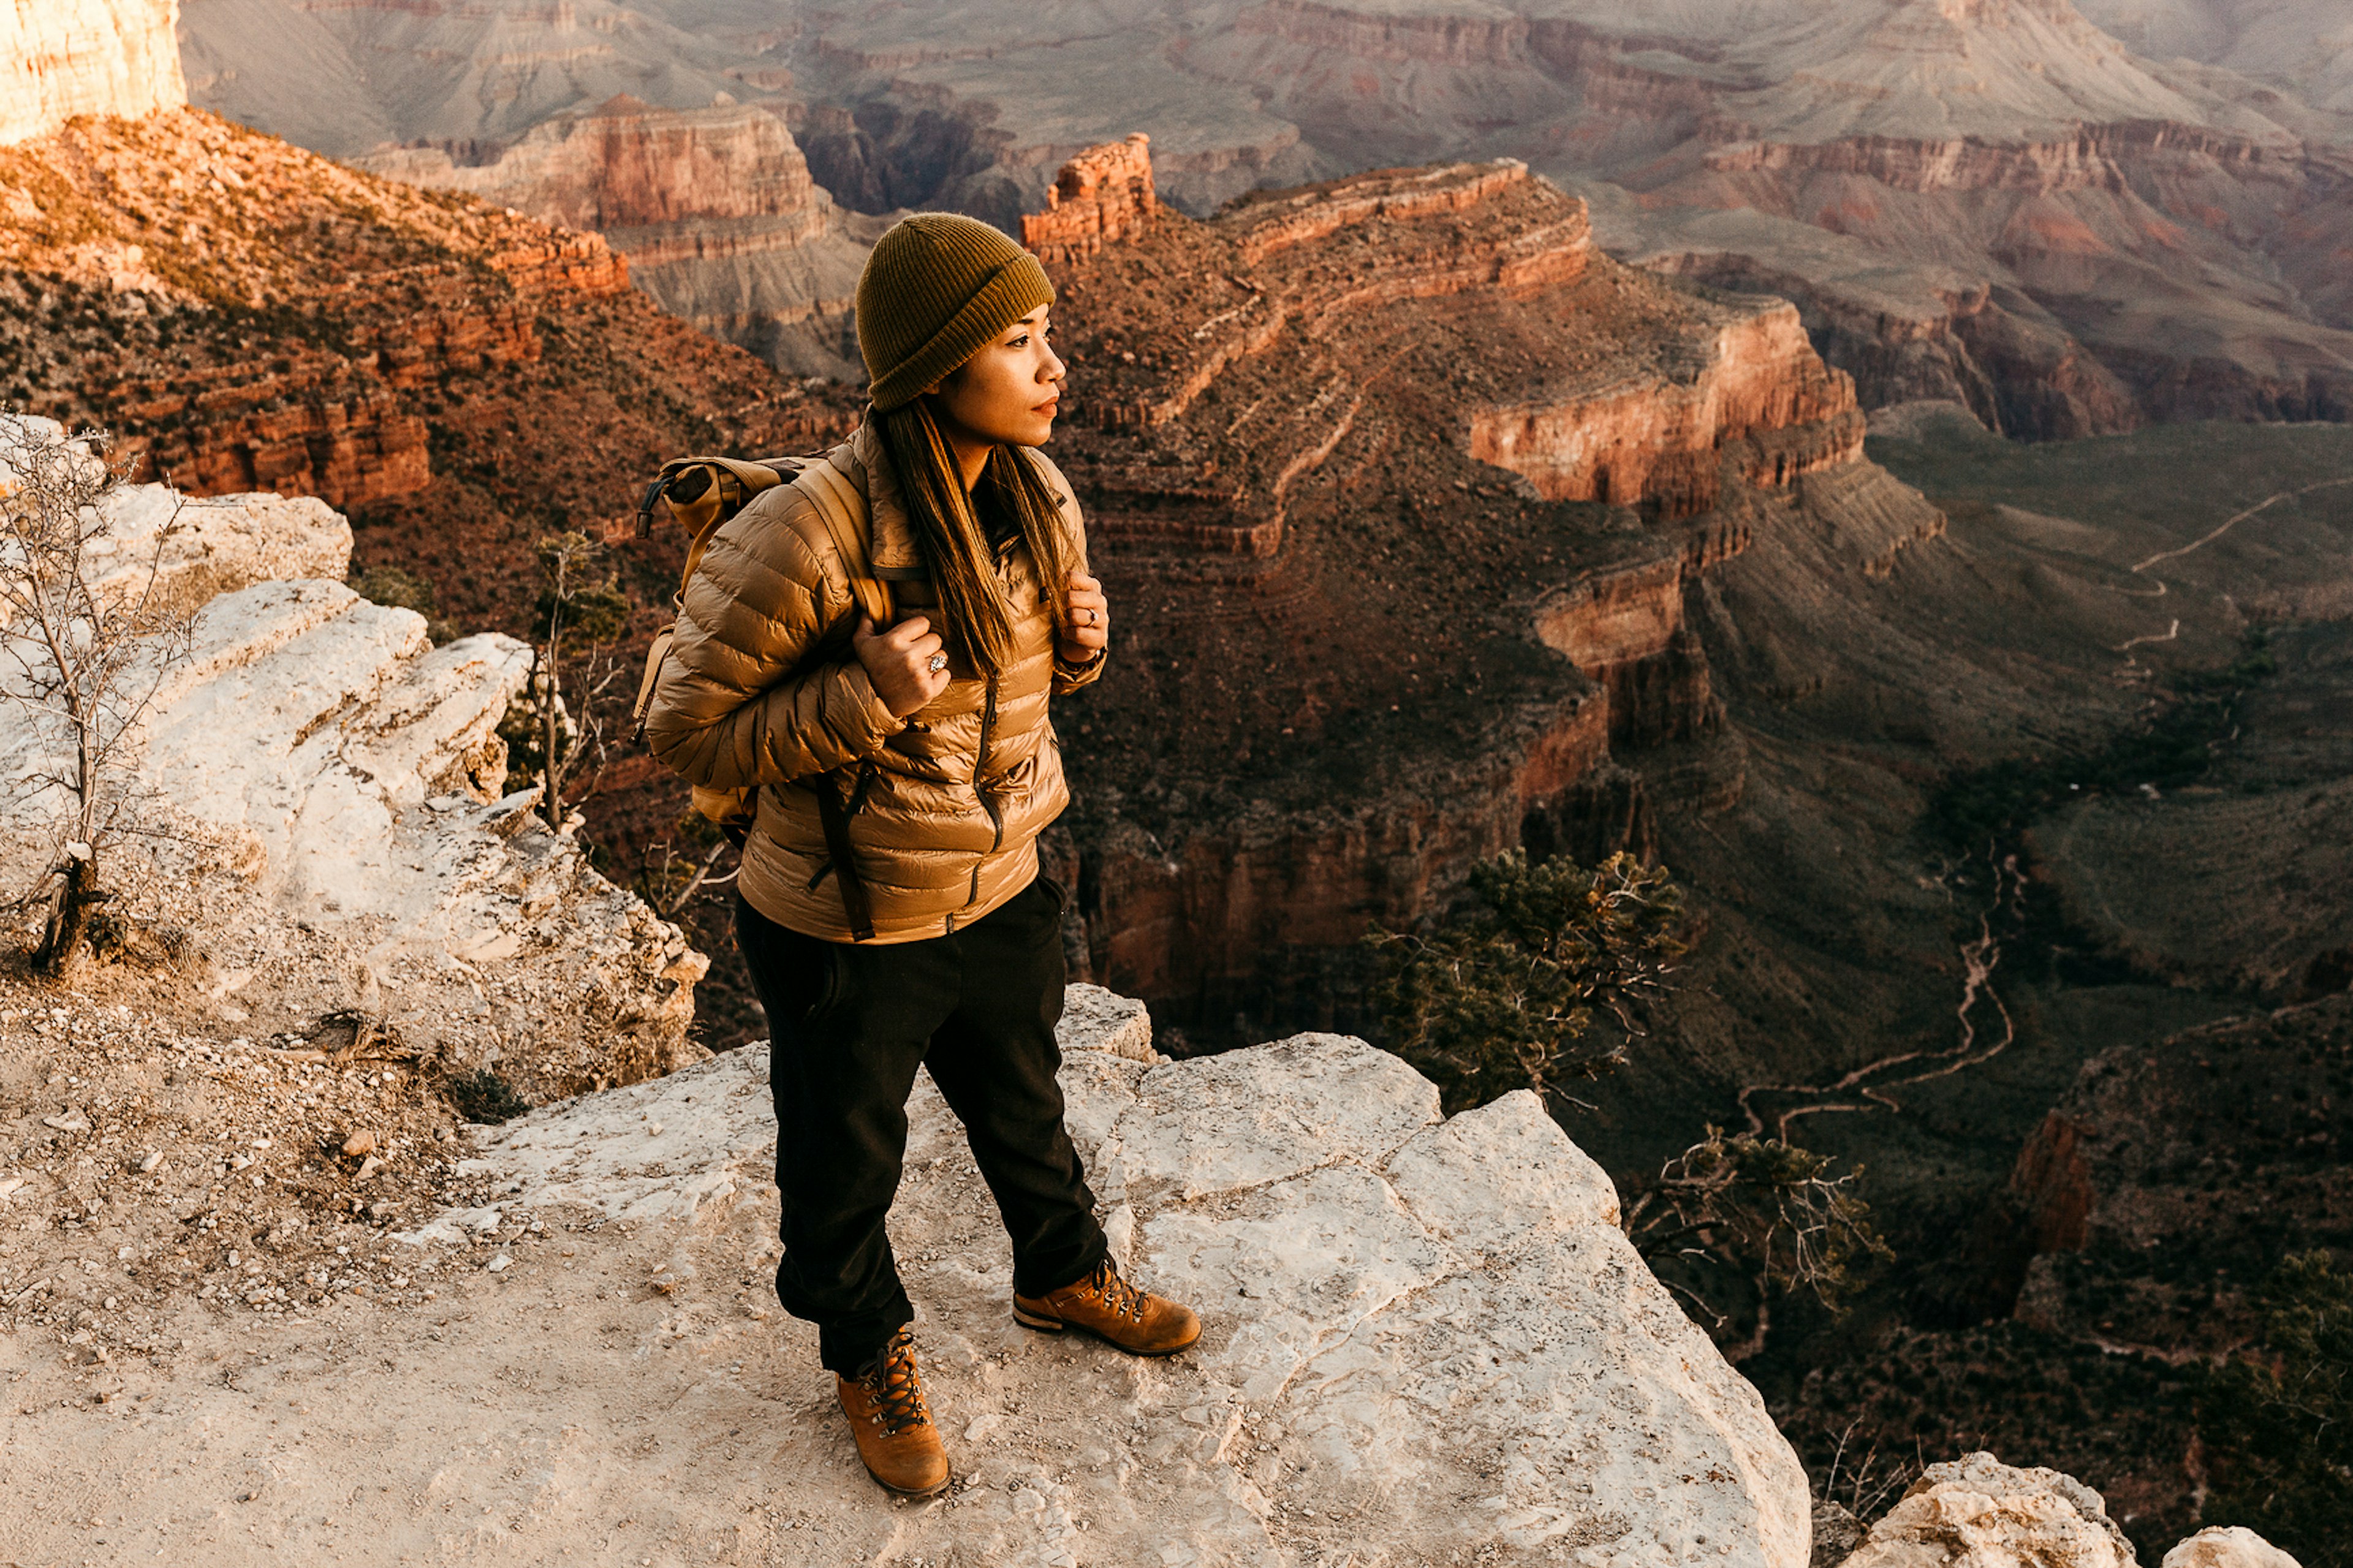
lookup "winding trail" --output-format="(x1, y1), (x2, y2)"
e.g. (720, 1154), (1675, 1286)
(1738, 473), (2353, 1142)
(1737, 854), (2024, 1143)
(2113, 474), (2353, 665)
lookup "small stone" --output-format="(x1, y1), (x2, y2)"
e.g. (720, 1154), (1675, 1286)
(341, 1131), (376, 1159)
(137, 1150), (164, 1174)
(42, 1113), (89, 1132)
(355, 1155), (385, 1182)
(485, 1254), (512, 1273)
(2162, 1527), (2305, 1568)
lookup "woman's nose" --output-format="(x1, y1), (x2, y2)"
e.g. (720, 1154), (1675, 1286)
(1041, 343), (1066, 381)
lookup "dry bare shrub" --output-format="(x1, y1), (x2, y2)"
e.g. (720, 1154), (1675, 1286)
(0, 411), (194, 975)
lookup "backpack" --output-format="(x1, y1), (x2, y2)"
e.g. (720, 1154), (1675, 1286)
(629, 452), (898, 936)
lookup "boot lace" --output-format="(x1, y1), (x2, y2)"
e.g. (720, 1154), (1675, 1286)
(1088, 1259), (1148, 1323)
(858, 1331), (932, 1436)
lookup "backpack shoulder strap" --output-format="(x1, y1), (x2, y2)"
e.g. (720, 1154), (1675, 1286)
(798, 456), (893, 628)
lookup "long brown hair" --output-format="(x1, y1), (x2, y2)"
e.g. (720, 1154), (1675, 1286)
(871, 395), (1080, 681)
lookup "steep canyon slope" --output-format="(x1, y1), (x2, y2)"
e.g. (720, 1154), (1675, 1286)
(176, 0), (2353, 438)
(1023, 143), (1896, 1043)
(0, 105), (858, 638)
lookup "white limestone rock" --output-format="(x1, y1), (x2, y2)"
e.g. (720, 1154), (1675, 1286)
(98, 482), (352, 614)
(2162, 1528), (2303, 1568)
(1383, 1086), (1623, 1241)
(428, 1018), (1812, 1566)
(0, 472), (706, 1099)
(1057, 979), (1159, 1062)
(1844, 1451), (2139, 1567)
(1088, 1031), (1443, 1205)
(0, 0), (186, 146)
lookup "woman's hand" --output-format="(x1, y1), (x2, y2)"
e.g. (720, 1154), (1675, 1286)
(854, 612), (953, 718)
(1058, 569), (1109, 664)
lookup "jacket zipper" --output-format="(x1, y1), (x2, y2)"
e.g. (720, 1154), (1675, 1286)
(968, 672), (1002, 906)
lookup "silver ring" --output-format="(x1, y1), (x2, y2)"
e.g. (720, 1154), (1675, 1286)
(927, 653), (947, 672)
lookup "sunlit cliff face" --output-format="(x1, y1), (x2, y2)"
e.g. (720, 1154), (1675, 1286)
(0, 0), (186, 146)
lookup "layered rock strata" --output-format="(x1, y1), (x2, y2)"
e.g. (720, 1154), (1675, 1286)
(414, 998), (1813, 1565)
(0, 455), (707, 1099)
(0, 105), (857, 634)
(0, 0), (185, 145)
(1022, 132), (1158, 265)
(1036, 140), (1910, 1036)
(358, 97), (878, 379)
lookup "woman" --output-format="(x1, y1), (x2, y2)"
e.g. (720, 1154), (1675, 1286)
(644, 213), (1200, 1499)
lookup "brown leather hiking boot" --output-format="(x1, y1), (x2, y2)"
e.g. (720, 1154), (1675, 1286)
(835, 1328), (950, 1498)
(1012, 1257), (1202, 1356)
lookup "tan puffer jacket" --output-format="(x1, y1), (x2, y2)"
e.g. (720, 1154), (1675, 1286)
(642, 422), (1105, 943)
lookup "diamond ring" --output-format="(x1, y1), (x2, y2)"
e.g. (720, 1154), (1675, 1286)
(927, 653), (947, 672)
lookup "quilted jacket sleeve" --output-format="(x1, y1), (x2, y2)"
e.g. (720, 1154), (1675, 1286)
(642, 485), (908, 790)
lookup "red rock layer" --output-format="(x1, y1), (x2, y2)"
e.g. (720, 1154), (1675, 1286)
(1470, 304), (1864, 517)
(0, 107), (855, 627)
(1023, 133), (1158, 267)
(1036, 138), (1879, 1028)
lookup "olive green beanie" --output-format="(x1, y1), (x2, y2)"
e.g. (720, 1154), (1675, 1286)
(857, 213), (1055, 412)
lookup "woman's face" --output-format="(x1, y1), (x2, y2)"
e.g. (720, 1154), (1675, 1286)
(930, 305), (1065, 450)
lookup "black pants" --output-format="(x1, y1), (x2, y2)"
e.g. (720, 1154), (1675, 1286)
(735, 874), (1108, 1376)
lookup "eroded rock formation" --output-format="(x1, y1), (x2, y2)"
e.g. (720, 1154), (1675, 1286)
(1022, 132), (1157, 266)
(0, 0), (184, 145)
(1036, 138), (1929, 1037)
(359, 97), (878, 379)
(1842, 1452), (2140, 1568)
(0, 449), (708, 1099)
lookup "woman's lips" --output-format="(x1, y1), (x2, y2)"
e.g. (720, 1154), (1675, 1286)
(1034, 398), (1060, 414)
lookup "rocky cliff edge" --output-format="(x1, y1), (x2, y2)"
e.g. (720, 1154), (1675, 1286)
(0, 434), (707, 1102)
(0, 453), (1808, 1564)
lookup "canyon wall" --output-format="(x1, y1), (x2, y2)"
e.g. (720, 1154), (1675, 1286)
(1470, 304), (1865, 515)
(0, 0), (184, 145)
(359, 98), (875, 380)
(1039, 140), (1893, 1039)
(169, 0), (2353, 437)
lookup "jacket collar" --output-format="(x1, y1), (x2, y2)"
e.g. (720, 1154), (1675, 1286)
(832, 422), (928, 579)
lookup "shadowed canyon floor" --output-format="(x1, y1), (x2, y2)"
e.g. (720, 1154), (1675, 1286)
(1571, 410), (2353, 1554)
